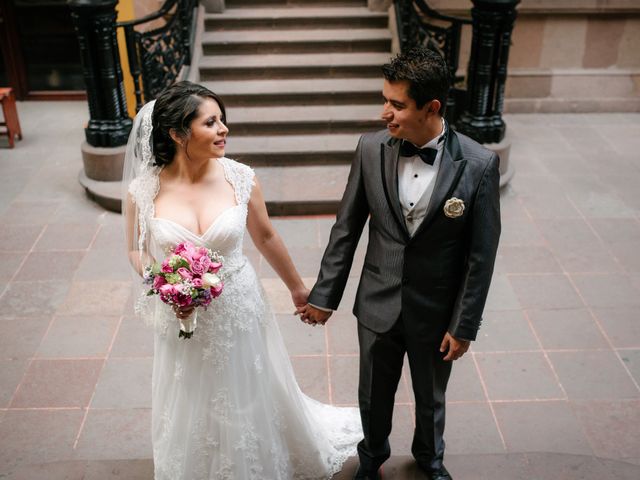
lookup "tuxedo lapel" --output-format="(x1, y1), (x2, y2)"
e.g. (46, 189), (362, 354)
(381, 139), (410, 239)
(412, 130), (467, 239)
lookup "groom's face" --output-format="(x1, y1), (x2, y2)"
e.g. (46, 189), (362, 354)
(381, 80), (430, 145)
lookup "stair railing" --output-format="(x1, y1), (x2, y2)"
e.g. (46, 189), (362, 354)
(394, 0), (471, 124)
(117, 0), (197, 112)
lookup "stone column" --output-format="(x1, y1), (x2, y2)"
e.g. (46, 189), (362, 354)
(201, 0), (224, 13)
(368, 0), (392, 12)
(69, 0), (132, 211)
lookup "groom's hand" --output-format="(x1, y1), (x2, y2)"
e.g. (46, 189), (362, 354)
(298, 304), (332, 326)
(440, 332), (470, 361)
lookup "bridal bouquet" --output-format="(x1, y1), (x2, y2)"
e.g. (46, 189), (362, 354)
(143, 241), (224, 339)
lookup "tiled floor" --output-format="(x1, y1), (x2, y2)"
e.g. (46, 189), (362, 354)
(1, 103), (640, 479)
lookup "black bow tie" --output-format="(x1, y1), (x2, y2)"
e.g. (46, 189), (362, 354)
(400, 141), (438, 165)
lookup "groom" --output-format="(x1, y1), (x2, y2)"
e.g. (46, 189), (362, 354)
(300, 47), (501, 480)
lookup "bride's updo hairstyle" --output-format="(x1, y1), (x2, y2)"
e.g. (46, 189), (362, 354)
(151, 81), (227, 166)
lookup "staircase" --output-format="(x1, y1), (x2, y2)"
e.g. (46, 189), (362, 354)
(199, 0), (391, 215)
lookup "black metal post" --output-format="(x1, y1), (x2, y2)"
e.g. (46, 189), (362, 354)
(456, 0), (519, 144)
(69, 0), (132, 147)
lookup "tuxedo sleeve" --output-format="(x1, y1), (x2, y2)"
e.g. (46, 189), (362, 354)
(449, 153), (501, 341)
(308, 136), (370, 310)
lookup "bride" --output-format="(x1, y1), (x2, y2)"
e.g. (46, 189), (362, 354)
(123, 81), (362, 479)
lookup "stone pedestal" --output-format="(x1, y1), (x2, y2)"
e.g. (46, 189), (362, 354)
(368, 0), (392, 12)
(482, 132), (514, 188)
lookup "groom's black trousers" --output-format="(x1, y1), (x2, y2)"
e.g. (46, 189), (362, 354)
(357, 314), (452, 473)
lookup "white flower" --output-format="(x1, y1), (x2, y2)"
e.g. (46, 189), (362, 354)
(202, 273), (222, 288)
(444, 197), (465, 218)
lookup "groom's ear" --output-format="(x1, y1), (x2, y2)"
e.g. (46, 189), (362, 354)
(427, 99), (442, 115)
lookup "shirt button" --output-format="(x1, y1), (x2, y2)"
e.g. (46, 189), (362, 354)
(414, 174), (418, 178)
(410, 202), (414, 206)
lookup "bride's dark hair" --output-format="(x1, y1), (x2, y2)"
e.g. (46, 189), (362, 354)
(151, 81), (227, 166)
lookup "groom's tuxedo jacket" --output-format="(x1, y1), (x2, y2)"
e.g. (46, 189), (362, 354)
(308, 126), (501, 342)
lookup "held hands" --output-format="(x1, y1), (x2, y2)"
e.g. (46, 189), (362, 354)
(296, 304), (332, 326)
(440, 332), (470, 361)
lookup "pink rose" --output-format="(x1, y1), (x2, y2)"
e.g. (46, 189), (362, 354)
(210, 282), (224, 298)
(177, 267), (193, 280)
(158, 283), (177, 296)
(191, 258), (206, 275)
(209, 262), (222, 273)
(161, 259), (173, 273)
(192, 277), (203, 288)
(153, 275), (166, 290)
(174, 291), (193, 307)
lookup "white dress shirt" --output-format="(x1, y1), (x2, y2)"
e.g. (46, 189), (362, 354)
(398, 118), (446, 236)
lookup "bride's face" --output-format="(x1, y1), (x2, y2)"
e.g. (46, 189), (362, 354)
(185, 97), (229, 160)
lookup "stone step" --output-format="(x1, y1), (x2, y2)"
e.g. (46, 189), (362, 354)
(255, 163), (350, 215)
(227, 104), (382, 135)
(205, 7), (387, 31)
(199, 52), (389, 80)
(202, 28), (391, 55)
(226, 0), (366, 8)
(225, 132), (361, 166)
(204, 78), (382, 106)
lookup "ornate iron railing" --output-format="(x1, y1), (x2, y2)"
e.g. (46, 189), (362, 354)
(394, 0), (472, 124)
(117, 0), (197, 112)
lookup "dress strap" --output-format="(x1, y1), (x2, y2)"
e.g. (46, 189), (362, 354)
(220, 157), (255, 205)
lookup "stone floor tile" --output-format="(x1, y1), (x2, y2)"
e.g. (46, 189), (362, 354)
(0, 359), (28, 407)
(619, 349), (640, 385)
(326, 312), (359, 355)
(472, 310), (539, 352)
(91, 358), (152, 409)
(57, 281), (131, 316)
(73, 247), (134, 282)
(536, 218), (621, 273)
(509, 274), (583, 309)
(0, 410), (84, 475)
(0, 316), (51, 359)
(262, 277), (297, 314)
(445, 403), (504, 455)
(74, 409), (152, 460)
(572, 400), (640, 460)
(476, 352), (564, 401)
(484, 275), (522, 311)
(496, 245), (563, 274)
(82, 459), (154, 480)
(548, 351), (639, 400)
(90, 223), (126, 251)
(446, 355), (485, 403)
(0, 252), (27, 280)
(0, 280), (71, 317)
(509, 173), (566, 197)
(528, 308), (609, 350)
(271, 217), (321, 248)
(291, 355), (329, 403)
(388, 404), (415, 456)
(329, 354), (362, 405)
(14, 251), (85, 281)
(35, 315), (120, 358)
(260, 246), (324, 277)
(525, 452), (616, 480)
(0, 225), (44, 252)
(0, 200), (61, 226)
(444, 453), (536, 480)
(493, 400), (593, 455)
(6, 460), (86, 480)
(571, 273), (640, 308)
(592, 307), (640, 348)
(110, 315), (154, 358)
(33, 224), (98, 251)
(520, 193), (582, 219)
(275, 313), (326, 356)
(10, 358), (103, 408)
(498, 216), (546, 246)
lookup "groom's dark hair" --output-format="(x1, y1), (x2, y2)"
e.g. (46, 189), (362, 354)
(152, 81), (227, 166)
(382, 46), (450, 113)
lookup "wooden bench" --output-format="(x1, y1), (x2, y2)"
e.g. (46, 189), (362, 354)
(0, 87), (23, 148)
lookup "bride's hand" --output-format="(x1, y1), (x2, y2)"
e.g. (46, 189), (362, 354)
(291, 287), (310, 311)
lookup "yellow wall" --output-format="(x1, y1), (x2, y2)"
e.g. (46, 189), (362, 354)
(116, 0), (136, 118)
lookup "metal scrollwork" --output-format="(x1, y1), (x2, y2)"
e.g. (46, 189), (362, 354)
(118, 0), (197, 112)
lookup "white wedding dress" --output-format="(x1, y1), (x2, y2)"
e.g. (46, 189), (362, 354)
(145, 157), (362, 479)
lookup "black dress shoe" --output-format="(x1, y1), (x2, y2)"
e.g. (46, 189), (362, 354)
(353, 465), (381, 480)
(425, 465), (452, 480)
